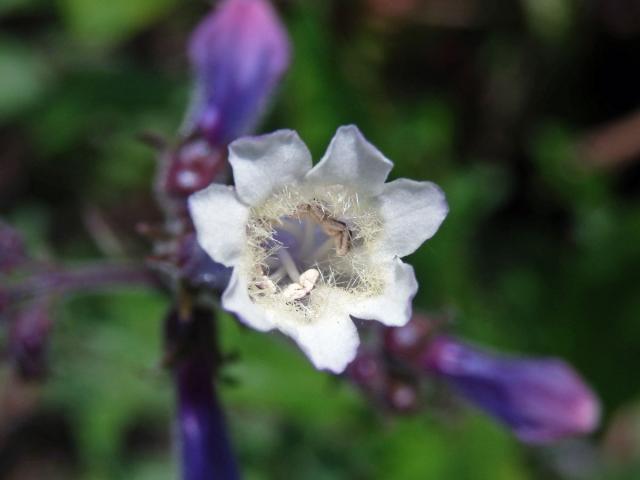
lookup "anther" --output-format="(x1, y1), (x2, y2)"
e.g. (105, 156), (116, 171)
(255, 275), (277, 293)
(282, 268), (320, 301)
(299, 203), (352, 256)
(278, 248), (301, 282)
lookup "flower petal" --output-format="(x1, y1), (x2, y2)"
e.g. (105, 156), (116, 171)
(189, 184), (249, 267)
(306, 125), (393, 195)
(222, 269), (274, 332)
(347, 258), (417, 327)
(376, 178), (448, 259)
(229, 129), (312, 205)
(279, 311), (359, 373)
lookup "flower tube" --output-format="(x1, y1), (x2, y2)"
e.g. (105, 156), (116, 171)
(422, 336), (600, 443)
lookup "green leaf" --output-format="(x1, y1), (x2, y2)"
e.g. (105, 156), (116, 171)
(0, 39), (49, 120)
(57, 0), (178, 48)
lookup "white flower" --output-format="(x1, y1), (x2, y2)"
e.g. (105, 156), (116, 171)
(189, 126), (448, 373)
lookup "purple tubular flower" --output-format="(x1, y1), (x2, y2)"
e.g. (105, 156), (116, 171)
(421, 336), (600, 444)
(177, 233), (232, 291)
(160, 140), (228, 200)
(187, 0), (291, 146)
(166, 308), (239, 480)
(0, 220), (26, 273)
(9, 298), (54, 380)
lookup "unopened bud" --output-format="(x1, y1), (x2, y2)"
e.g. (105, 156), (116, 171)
(9, 299), (54, 380)
(177, 233), (232, 291)
(0, 220), (27, 273)
(347, 351), (386, 391)
(422, 336), (600, 444)
(386, 381), (420, 413)
(383, 313), (433, 360)
(186, 0), (291, 146)
(160, 140), (227, 199)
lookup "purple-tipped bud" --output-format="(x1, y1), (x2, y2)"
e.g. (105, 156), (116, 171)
(160, 140), (227, 199)
(0, 220), (26, 273)
(347, 351), (387, 391)
(0, 286), (11, 318)
(177, 233), (232, 291)
(187, 0), (291, 146)
(386, 380), (420, 413)
(421, 336), (600, 444)
(9, 299), (54, 380)
(165, 308), (239, 480)
(383, 314), (434, 360)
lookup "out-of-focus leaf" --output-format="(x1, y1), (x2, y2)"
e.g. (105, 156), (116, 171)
(521, 0), (575, 44)
(45, 290), (170, 478)
(57, 0), (177, 48)
(0, 0), (41, 16)
(530, 122), (609, 210)
(0, 40), (49, 120)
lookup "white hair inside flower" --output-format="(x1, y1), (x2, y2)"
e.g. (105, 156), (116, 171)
(189, 126), (448, 373)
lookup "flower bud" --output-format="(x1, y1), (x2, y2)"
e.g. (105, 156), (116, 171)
(383, 313), (434, 360)
(421, 336), (600, 444)
(165, 308), (240, 480)
(0, 286), (11, 318)
(177, 233), (232, 291)
(0, 220), (26, 273)
(160, 140), (227, 199)
(347, 351), (387, 391)
(186, 0), (291, 146)
(9, 299), (54, 380)
(386, 380), (420, 413)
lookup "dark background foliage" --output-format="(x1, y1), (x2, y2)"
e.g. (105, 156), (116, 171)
(1, 0), (640, 478)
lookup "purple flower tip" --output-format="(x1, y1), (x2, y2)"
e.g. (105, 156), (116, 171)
(187, 0), (291, 146)
(347, 351), (386, 389)
(9, 299), (54, 380)
(165, 308), (240, 480)
(0, 220), (27, 273)
(383, 313), (434, 360)
(160, 140), (227, 199)
(422, 336), (600, 444)
(177, 233), (232, 291)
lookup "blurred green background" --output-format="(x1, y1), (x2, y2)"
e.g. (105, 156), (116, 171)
(2, 0), (640, 478)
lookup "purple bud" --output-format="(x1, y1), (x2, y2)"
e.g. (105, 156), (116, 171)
(177, 233), (232, 291)
(187, 0), (291, 145)
(165, 308), (239, 480)
(347, 351), (386, 391)
(422, 336), (600, 444)
(383, 314), (434, 360)
(0, 220), (27, 273)
(386, 380), (420, 413)
(159, 139), (227, 199)
(9, 299), (54, 380)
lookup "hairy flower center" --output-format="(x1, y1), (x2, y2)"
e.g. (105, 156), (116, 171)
(245, 186), (384, 316)
(265, 209), (351, 294)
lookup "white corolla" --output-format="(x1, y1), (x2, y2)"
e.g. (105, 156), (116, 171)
(189, 126), (448, 373)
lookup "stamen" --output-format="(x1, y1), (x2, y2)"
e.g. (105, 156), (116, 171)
(282, 268), (320, 301)
(268, 265), (286, 284)
(246, 186), (384, 310)
(276, 219), (304, 237)
(278, 248), (301, 282)
(299, 218), (316, 259)
(299, 268), (320, 291)
(309, 237), (335, 264)
(256, 275), (276, 293)
(335, 229), (351, 256)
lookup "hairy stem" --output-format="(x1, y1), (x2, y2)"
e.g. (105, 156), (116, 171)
(7, 262), (162, 302)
